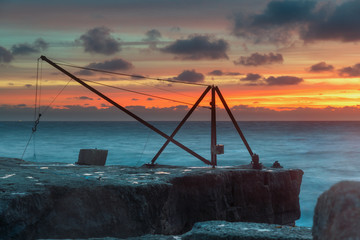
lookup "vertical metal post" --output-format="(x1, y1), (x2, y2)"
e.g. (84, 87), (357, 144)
(211, 86), (217, 167)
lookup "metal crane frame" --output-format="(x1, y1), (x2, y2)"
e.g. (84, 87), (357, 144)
(40, 55), (258, 168)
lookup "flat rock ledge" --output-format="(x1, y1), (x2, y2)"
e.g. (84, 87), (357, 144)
(42, 221), (312, 240)
(0, 158), (303, 240)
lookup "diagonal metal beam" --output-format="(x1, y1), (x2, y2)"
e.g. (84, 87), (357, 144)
(151, 85), (212, 165)
(40, 55), (211, 165)
(215, 86), (254, 157)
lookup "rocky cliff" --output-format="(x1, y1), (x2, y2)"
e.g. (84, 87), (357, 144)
(0, 158), (303, 239)
(313, 181), (360, 240)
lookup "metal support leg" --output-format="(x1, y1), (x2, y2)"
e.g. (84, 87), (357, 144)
(211, 86), (217, 167)
(40, 55), (211, 166)
(215, 86), (254, 158)
(151, 86), (212, 164)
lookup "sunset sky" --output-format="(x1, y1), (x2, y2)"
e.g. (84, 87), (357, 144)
(1, 0), (360, 121)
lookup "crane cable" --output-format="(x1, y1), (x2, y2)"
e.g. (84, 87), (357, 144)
(45, 57), (211, 109)
(21, 59), (73, 160)
(81, 78), (211, 109)
(52, 60), (209, 87)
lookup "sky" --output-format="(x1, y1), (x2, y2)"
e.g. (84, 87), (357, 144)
(1, 0), (360, 121)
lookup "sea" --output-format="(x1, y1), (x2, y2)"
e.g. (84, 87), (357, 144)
(2, 120), (360, 227)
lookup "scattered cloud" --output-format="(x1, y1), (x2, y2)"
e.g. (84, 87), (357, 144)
(241, 73), (262, 82)
(309, 62), (334, 72)
(338, 63), (360, 77)
(0, 46), (13, 63)
(265, 76), (303, 86)
(143, 29), (162, 42)
(161, 35), (229, 60)
(11, 38), (48, 55)
(77, 58), (133, 75)
(132, 98), (139, 101)
(208, 70), (224, 76)
(78, 27), (120, 55)
(174, 69), (205, 83)
(234, 52), (283, 66)
(24, 84), (32, 88)
(147, 98), (154, 101)
(208, 70), (242, 76)
(170, 26), (181, 32)
(76, 96), (94, 100)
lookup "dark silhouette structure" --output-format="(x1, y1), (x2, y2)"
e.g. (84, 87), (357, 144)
(40, 55), (259, 168)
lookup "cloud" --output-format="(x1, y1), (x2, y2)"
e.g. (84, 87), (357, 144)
(76, 96), (94, 100)
(233, 0), (360, 44)
(79, 27), (120, 55)
(174, 69), (205, 83)
(338, 63), (360, 77)
(252, 0), (315, 26)
(170, 26), (181, 32)
(147, 98), (154, 101)
(33, 38), (49, 51)
(233, 0), (316, 44)
(234, 52), (283, 66)
(309, 62), (334, 72)
(208, 70), (224, 76)
(0, 46), (13, 63)
(24, 84), (32, 88)
(77, 58), (133, 75)
(11, 38), (48, 55)
(161, 35), (229, 60)
(265, 76), (303, 86)
(143, 29), (162, 42)
(3, 104), (360, 121)
(208, 70), (242, 76)
(241, 73), (262, 81)
(302, 0), (360, 42)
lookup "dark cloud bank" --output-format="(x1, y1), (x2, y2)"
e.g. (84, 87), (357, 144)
(173, 70), (205, 83)
(233, 0), (360, 43)
(161, 35), (229, 60)
(208, 70), (241, 76)
(78, 27), (121, 55)
(3, 104), (360, 121)
(11, 38), (48, 55)
(234, 52), (283, 66)
(338, 63), (360, 77)
(77, 58), (133, 76)
(0, 38), (48, 63)
(240, 74), (303, 86)
(309, 62), (334, 72)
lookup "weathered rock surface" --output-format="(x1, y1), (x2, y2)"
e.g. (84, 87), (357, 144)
(181, 220), (312, 240)
(312, 181), (360, 240)
(0, 157), (303, 240)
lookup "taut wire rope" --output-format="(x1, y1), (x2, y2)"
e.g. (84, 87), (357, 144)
(81, 78), (211, 109)
(21, 59), (73, 160)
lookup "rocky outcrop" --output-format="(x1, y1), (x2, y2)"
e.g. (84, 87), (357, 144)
(0, 158), (303, 240)
(313, 181), (360, 240)
(123, 221), (312, 240)
(181, 220), (312, 240)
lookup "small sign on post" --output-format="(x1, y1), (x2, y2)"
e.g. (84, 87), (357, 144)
(77, 149), (108, 166)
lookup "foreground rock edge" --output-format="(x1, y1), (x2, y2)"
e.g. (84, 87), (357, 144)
(0, 158), (303, 239)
